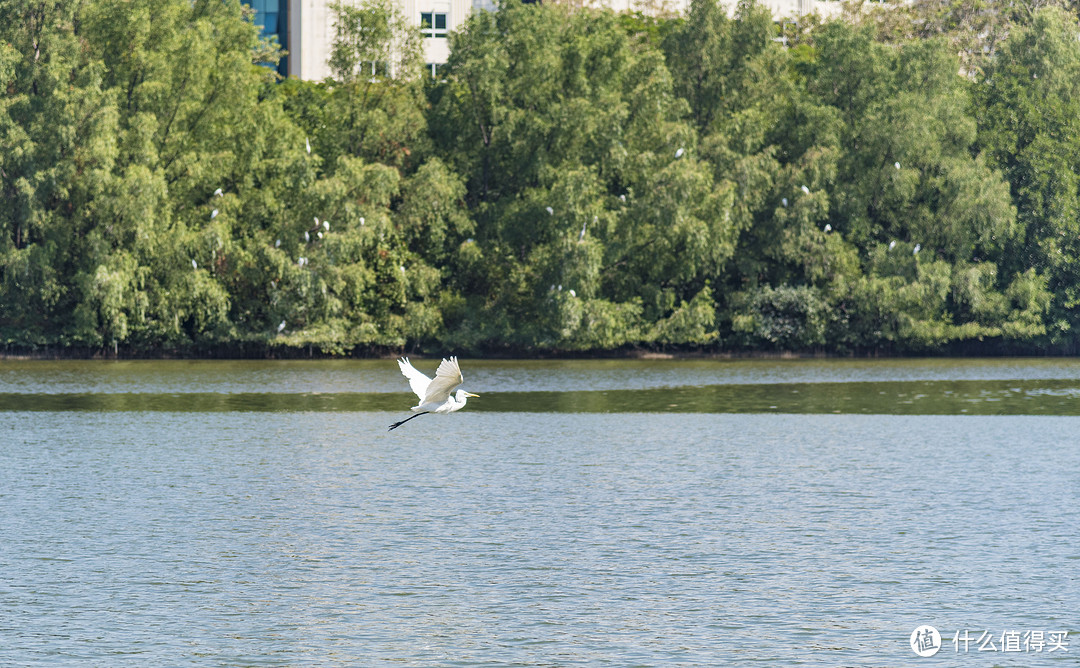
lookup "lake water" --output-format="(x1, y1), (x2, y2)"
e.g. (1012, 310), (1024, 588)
(1, 358), (1078, 665)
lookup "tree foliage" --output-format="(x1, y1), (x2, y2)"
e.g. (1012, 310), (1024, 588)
(0, 0), (1075, 354)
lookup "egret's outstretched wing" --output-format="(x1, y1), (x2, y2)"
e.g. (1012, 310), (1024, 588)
(398, 357), (431, 402)
(422, 356), (464, 405)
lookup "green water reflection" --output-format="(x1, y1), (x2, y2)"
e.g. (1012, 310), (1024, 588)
(1, 378), (1078, 414)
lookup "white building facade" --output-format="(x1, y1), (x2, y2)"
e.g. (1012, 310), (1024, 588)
(282, 0), (477, 80)
(272, 0), (841, 81)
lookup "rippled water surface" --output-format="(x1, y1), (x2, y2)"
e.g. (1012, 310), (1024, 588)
(1, 359), (1078, 665)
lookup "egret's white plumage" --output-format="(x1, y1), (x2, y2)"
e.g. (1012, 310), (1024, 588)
(390, 356), (479, 430)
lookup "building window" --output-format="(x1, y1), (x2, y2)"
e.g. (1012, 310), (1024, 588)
(420, 12), (447, 38)
(250, 0), (287, 76)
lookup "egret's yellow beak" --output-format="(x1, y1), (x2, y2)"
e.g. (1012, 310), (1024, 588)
(464, 392), (480, 398)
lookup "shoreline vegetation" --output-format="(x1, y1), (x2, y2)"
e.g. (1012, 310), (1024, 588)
(0, 341), (1066, 360)
(5, 0), (1080, 358)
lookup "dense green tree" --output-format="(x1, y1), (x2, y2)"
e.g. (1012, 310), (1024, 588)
(1, 0), (119, 344)
(0, 0), (1075, 355)
(0, 0), (461, 353)
(430, 1), (731, 350)
(976, 7), (1080, 348)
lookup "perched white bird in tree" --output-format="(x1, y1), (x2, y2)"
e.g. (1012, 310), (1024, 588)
(389, 356), (479, 431)
(675, 147), (685, 159)
(214, 188), (223, 197)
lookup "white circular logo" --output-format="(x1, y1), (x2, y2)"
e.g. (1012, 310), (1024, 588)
(910, 625), (941, 657)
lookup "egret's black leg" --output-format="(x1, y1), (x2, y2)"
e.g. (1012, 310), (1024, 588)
(388, 411), (430, 431)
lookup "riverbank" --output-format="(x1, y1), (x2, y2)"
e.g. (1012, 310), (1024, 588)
(0, 339), (1072, 361)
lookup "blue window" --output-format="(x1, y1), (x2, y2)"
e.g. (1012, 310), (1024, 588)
(252, 0), (288, 76)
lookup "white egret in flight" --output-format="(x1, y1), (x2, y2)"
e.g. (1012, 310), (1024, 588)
(389, 356), (479, 431)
